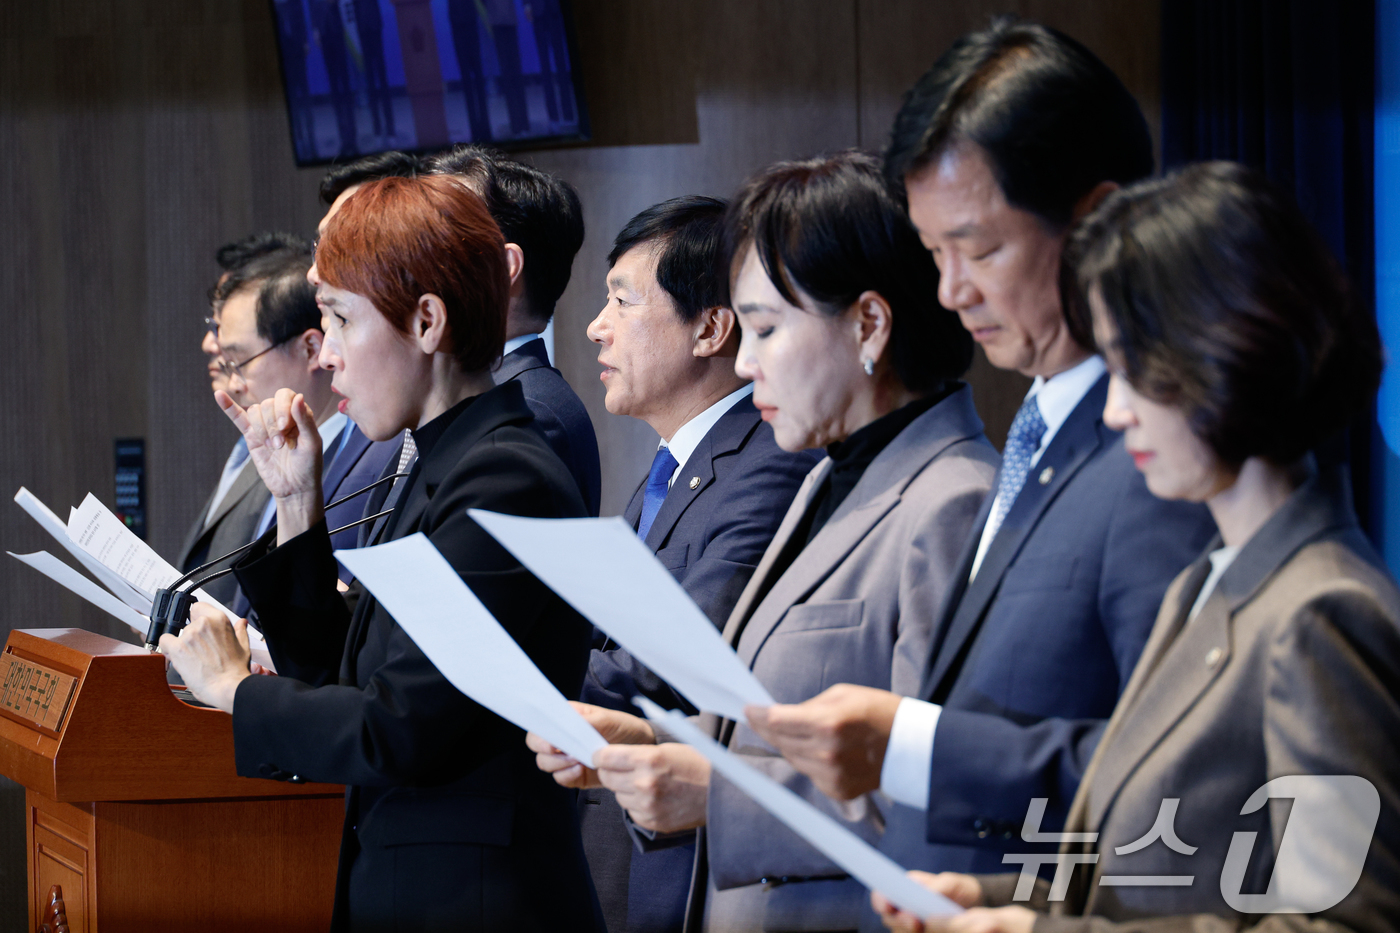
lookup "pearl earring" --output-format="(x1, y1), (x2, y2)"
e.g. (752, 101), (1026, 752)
(862, 357), (875, 376)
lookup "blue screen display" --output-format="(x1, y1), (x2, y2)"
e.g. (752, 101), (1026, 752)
(271, 0), (587, 164)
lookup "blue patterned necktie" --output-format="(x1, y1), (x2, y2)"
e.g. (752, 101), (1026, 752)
(637, 446), (680, 541)
(985, 395), (1047, 544)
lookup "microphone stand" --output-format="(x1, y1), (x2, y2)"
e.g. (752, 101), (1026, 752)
(145, 471), (410, 649)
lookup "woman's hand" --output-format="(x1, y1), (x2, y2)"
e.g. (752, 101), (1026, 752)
(216, 387), (324, 540)
(160, 603), (253, 713)
(595, 743), (711, 834)
(525, 702), (658, 788)
(872, 873), (1035, 933)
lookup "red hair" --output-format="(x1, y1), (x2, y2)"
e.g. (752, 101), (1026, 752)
(316, 174), (508, 372)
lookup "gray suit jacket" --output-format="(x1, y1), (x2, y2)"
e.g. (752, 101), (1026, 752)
(983, 466), (1400, 933)
(176, 456), (272, 606)
(696, 385), (999, 932)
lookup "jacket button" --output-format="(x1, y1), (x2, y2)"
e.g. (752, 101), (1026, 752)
(1205, 647), (1223, 669)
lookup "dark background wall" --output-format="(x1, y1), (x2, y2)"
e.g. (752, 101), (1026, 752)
(0, 0), (1158, 923)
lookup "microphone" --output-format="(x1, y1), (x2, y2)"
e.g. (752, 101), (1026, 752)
(145, 471), (410, 648)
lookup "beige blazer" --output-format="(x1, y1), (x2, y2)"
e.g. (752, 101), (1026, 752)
(696, 385), (999, 932)
(983, 467), (1400, 933)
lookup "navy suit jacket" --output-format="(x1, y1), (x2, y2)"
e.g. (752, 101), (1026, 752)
(579, 395), (818, 933)
(873, 374), (1217, 893)
(494, 336), (602, 516)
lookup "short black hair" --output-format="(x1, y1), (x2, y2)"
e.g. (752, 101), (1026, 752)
(426, 146), (585, 322)
(215, 231), (310, 273)
(319, 150), (423, 206)
(608, 196), (727, 323)
(885, 17), (1153, 228)
(248, 250), (322, 348)
(213, 238), (312, 315)
(722, 150), (971, 395)
(1068, 161), (1383, 467)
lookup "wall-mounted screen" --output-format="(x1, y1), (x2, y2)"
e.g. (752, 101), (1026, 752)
(271, 0), (588, 165)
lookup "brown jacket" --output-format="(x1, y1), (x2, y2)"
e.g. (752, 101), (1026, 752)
(984, 466), (1400, 933)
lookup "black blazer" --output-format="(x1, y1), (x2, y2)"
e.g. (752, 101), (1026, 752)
(495, 336), (603, 516)
(232, 381), (603, 933)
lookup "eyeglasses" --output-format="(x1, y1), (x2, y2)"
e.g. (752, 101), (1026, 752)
(204, 316), (219, 334)
(216, 341), (286, 380)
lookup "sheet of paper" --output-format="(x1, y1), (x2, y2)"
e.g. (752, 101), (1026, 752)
(335, 534), (608, 764)
(635, 697), (962, 919)
(13, 488), (151, 613)
(469, 511), (773, 720)
(8, 551), (150, 634)
(67, 493), (235, 620)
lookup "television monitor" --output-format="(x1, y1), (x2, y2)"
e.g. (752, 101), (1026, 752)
(271, 0), (589, 165)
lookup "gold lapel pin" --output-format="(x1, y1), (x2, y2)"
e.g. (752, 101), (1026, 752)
(689, 476), (701, 490)
(1038, 466), (1055, 485)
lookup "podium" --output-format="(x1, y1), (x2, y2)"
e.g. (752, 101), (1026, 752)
(0, 629), (344, 932)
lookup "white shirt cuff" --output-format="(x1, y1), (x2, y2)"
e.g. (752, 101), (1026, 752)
(879, 697), (941, 811)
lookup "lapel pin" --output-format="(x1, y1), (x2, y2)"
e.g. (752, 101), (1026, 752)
(689, 476), (701, 490)
(1038, 466), (1055, 485)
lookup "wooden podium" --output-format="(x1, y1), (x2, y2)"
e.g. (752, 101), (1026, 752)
(0, 629), (344, 932)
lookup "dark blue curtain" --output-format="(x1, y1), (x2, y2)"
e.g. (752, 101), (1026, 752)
(1160, 0), (1377, 527)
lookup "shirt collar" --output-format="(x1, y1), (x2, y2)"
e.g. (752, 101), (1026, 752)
(504, 333), (543, 356)
(661, 383), (754, 472)
(1024, 355), (1107, 451)
(318, 411), (348, 453)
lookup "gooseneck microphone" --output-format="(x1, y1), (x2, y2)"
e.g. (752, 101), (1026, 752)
(144, 471), (410, 649)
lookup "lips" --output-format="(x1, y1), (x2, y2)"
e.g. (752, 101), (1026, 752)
(597, 357), (617, 381)
(1128, 449), (1154, 469)
(754, 401), (778, 422)
(332, 386), (350, 413)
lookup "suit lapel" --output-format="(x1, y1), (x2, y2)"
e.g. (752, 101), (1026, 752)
(921, 377), (1109, 701)
(1082, 464), (1354, 832)
(322, 423), (369, 501)
(644, 402), (761, 551)
(720, 461), (828, 650)
(492, 337), (549, 385)
(736, 488), (901, 666)
(730, 386), (986, 667)
(204, 460), (263, 530)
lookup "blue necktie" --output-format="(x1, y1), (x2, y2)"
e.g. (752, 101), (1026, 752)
(637, 446), (679, 541)
(985, 395), (1047, 543)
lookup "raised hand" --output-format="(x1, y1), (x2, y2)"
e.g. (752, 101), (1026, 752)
(216, 387), (325, 540)
(216, 387), (323, 500)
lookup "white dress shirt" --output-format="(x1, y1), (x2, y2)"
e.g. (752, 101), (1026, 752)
(655, 384), (754, 488)
(880, 354), (1107, 810)
(503, 333), (543, 356)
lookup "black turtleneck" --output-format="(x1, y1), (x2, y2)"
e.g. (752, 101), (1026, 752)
(743, 384), (955, 617)
(410, 392), (479, 462)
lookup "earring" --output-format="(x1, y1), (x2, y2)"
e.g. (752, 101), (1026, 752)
(862, 357), (875, 376)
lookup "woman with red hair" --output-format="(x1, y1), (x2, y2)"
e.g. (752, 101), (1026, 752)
(164, 175), (604, 932)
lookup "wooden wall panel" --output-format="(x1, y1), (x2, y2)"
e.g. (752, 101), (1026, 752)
(0, 2), (1159, 925)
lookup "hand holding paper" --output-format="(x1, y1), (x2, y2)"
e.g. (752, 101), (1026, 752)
(335, 534), (607, 764)
(634, 696), (963, 920)
(469, 510), (773, 720)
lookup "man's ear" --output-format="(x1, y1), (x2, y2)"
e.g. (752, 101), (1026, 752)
(413, 293), (453, 356)
(504, 243), (526, 299)
(1073, 181), (1119, 222)
(298, 329), (325, 372)
(692, 305), (738, 359)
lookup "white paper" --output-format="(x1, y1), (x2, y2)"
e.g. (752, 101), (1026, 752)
(67, 493), (236, 620)
(635, 697), (962, 919)
(469, 511), (773, 720)
(335, 534), (608, 764)
(13, 488), (151, 613)
(8, 551), (150, 634)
